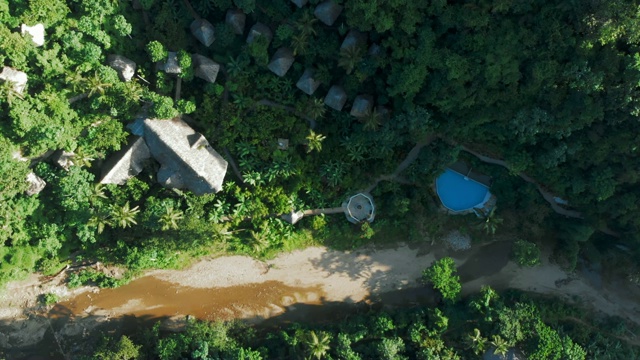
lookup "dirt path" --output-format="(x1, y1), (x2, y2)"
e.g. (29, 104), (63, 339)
(2, 242), (640, 354)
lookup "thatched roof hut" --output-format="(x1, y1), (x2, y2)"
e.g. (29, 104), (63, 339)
(268, 48), (295, 77)
(296, 69), (321, 95)
(246, 22), (273, 45)
(342, 193), (375, 224)
(25, 172), (46, 196)
(190, 19), (215, 47)
(132, 117), (228, 195)
(291, 0), (308, 7)
(277, 138), (289, 150)
(192, 54), (220, 83)
(107, 55), (136, 82)
(226, 9), (246, 35)
(282, 210), (304, 224)
(0, 66), (28, 94)
(21, 24), (45, 47)
(340, 29), (367, 50)
(368, 43), (382, 56)
(314, 0), (343, 26)
(324, 85), (347, 111)
(350, 94), (373, 117)
(100, 136), (151, 185)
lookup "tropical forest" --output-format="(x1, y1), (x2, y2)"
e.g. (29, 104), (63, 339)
(1, 0), (640, 359)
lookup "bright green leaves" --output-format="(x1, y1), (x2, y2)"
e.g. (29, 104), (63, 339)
(422, 257), (461, 301)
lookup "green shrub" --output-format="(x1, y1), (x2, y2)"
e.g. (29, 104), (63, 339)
(512, 240), (541, 267)
(40, 292), (59, 306)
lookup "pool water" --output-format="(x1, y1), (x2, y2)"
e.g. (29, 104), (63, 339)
(436, 169), (490, 212)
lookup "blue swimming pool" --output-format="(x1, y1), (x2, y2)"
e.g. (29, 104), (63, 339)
(436, 169), (490, 212)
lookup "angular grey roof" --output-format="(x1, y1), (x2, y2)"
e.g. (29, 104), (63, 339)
(100, 136), (151, 185)
(52, 150), (75, 170)
(340, 29), (367, 50)
(246, 22), (273, 45)
(314, 0), (343, 26)
(282, 210), (304, 224)
(192, 54), (220, 83)
(350, 94), (373, 117)
(277, 138), (289, 150)
(158, 52), (181, 74)
(25, 172), (46, 196)
(190, 19), (215, 47)
(226, 9), (246, 35)
(0, 67), (28, 94)
(21, 24), (45, 47)
(138, 118), (228, 195)
(368, 43), (382, 57)
(324, 85), (347, 111)
(342, 193), (375, 224)
(291, 0), (308, 7)
(296, 69), (321, 95)
(268, 47), (295, 77)
(107, 55), (136, 82)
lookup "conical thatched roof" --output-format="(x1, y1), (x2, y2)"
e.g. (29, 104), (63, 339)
(0, 66), (28, 94)
(225, 9), (246, 35)
(192, 54), (220, 83)
(191, 19), (215, 47)
(100, 136), (151, 185)
(25, 172), (46, 196)
(314, 0), (343, 26)
(246, 22), (273, 45)
(296, 69), (321, 95)
(324, 85), (347, 111)
(268, 47), (295, 77)
(342, 193), (375, 224)
(291, 0), (308, 7)
(350, 94), (374, 117)
(21, 23), (45, 47)
(340, 29), (367, 50)
(107, 55), (136, 82)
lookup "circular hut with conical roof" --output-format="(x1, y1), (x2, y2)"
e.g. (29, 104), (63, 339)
(342, 193), (375, 224)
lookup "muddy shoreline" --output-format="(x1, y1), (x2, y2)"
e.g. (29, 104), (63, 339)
(2, 241), (640, 359)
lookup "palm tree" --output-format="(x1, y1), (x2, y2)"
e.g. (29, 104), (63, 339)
(159, 205), (184, 231)
(109, 202), (140, 229)
(305, 130), (326, 153)
(490, 335), (509, 358)
(305, 97), (326, 121)
(72, 147), (95, 168)
(305, 331), (331, 360)
(295, 10), (318, 37)
(338, 46), (364, 75)
(482, 207), (503, 235)
(290, 33), (310, 56)
(88, 211), (111, 234)
(247, 230), (269, 254)
(89, 184), (108, 206)
(122, 80), (144, 104)
(65, 70), (87, 93)
(0, 80), (24, 105)
(226, 55), (249, 78)
(84, 71), (112, 98)
(361, 107), (383, 131)
(467, 328), (487, 355)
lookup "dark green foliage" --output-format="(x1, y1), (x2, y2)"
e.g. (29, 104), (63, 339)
(512, 240), (541, 267)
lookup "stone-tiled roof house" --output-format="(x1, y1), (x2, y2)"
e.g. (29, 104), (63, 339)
(192, 54), (220, 83)
(296, 69), (321, 95)
(350, 95), (374, 117)
(226, 9), (246, 35)
(268, 48), (295, 77)
(291, 0), (308, 8)
(314, 0), (343, 26)
(324, 85), (347, 111)
(100, 136), (151, 185)
(129, 117), (228, 195)
(246, 22), (273, 45)
(191, 19), (215, 47)
(341, 29), (367, 50)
